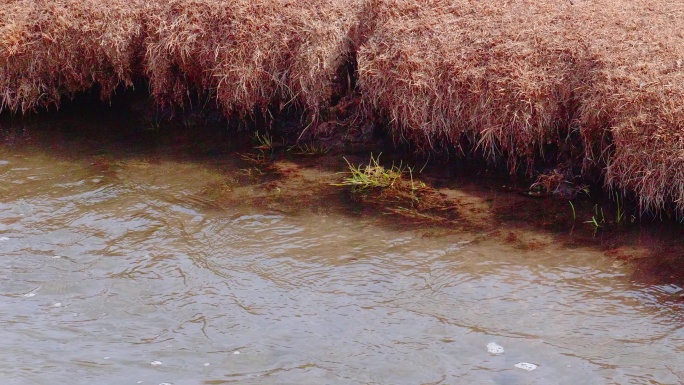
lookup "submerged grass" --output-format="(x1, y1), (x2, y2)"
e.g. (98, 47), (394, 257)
(287, 142), (330, 156)
(2, 0), (684, 217)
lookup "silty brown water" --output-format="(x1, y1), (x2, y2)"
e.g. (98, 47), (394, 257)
(1, 118), (683, 385)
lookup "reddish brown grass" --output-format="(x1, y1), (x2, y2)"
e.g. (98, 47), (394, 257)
(144, 0), (363, 122)
(1, 0), (684, 215)
(572, 0), (684, 214)
(358, 0), (684, 215)
(358, 0), (591, 171)
(0, 0), (146, 112)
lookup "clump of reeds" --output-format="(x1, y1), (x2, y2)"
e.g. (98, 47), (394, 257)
(144, 0), (364, 126)
(0, 0), (147, 113)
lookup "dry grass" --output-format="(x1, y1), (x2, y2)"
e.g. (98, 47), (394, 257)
(2, 0), (684, 215)
(358, 0), (684, 215)
(571, 0), (684, 215)
(0, 0), (146, 112)
(144, 0), (363, 124)
(358, 0), (593, 170)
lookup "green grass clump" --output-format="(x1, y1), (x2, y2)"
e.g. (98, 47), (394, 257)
(334, 153), (425, 194)
(334, 153), (403, 191)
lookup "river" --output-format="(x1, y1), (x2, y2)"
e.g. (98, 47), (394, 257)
(1, 114), (683, 384)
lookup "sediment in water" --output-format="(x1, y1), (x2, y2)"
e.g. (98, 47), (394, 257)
(2, 0), (684, 216)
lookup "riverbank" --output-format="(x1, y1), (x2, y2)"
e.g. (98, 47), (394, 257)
(2, 0), (684, 216)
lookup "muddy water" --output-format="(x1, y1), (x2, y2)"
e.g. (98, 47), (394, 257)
(1, 121), (684, 385)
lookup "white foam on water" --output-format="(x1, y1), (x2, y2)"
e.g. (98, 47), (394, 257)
(23, 293), (35, 298)
(486, 342), (504, 355)
(514, 362), (538, 371)
(203, 363), (210, 367)
(233, 351), (240, 355)
(0, 236), (9, 241)
(150, 361), (163, 366)
(53, 303), (62, 307)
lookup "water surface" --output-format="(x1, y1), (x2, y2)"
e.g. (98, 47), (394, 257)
(1, 122), (683, 385)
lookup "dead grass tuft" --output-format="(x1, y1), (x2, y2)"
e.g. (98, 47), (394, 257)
(0, 0), (146, 112)
(358, 0), (592, 171)
(571, 0), (684, 215)
(144, 0), (364, 125)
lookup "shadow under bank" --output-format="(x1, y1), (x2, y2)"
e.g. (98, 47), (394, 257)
(1, 94), (683, 292)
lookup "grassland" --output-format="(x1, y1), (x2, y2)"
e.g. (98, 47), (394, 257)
(2, 0), (683, 216)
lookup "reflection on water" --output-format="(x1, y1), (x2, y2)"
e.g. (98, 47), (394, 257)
(1, 124), (683, 385)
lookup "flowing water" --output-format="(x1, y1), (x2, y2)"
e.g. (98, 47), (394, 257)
(1, 117), (683, 385)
